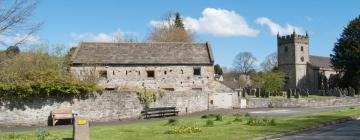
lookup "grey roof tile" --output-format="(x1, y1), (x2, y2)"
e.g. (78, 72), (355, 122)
(71, 42), (214, 65)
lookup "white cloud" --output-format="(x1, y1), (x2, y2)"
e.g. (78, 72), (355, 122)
(150, 8), (260, 37)
(70, 29), (138, 43)
(0, 34), (41, 46)
(256, 17), (305, 36)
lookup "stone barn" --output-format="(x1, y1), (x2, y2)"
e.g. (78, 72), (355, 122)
(70, 42), (236, 110)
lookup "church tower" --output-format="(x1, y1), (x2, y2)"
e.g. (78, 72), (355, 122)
(277, 30), (309, 89)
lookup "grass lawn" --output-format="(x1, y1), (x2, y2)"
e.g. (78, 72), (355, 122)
(2, 107), (360, 140)
(247, 95), (335, 99)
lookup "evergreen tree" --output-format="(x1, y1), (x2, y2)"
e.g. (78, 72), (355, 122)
(174, 12), (185, 30)
(214, 64), (223, 75)
(330, 15), (360, 93)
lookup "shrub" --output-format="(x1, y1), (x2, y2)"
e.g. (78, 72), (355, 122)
(215, 114), (223, 121)
(245, 113), (251, 117)
(246, 117), (276, 126)
(201, 115), (209, 119)
(205, 119), (214, 127)
(167, 118), (178, 125)
(36, 129), (51, 140)
(233, 116), (242, 122)
(166, 127), (201, 134)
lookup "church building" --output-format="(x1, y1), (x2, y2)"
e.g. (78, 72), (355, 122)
(277, 31), (337, 92)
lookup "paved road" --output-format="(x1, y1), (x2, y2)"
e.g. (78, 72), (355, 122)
(278, 119), (360, 140)
(0, 105), (357, 132)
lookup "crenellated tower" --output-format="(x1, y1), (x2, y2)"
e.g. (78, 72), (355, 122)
(277, 30), (309, 89)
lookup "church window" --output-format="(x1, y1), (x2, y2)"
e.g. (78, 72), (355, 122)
(284, 46), (288, 52)
(300, 57), (304, 62)
(301, 46), (304, 51)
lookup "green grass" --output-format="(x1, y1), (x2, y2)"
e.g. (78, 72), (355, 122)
(2, 108), (360, 140)
(246, 95), (335, 99)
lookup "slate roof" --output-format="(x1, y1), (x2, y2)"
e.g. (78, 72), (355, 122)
(71, 42), (214, 65)
(309, 55), (332, 69)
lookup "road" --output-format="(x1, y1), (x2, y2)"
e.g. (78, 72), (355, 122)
(278, 119), (360, 140)
(0, 105), (357, 132)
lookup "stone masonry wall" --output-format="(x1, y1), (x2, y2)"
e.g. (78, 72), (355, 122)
(0, 91), (208, 127)
(246, 97), (360, 108)
(70, 65), (214, 92)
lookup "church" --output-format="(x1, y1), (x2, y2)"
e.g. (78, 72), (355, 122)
(277, 31), (337, 92)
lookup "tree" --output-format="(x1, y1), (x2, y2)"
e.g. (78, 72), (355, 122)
(330, 15), (360, 93)
(0, 0), (42, 47)
(251, 71), (285, 96)
(174, 12), (185, 29)
(261, 52), (278, 71)
(233, 52), (257, 74)
(5, 46), (20, 57)
(147, 12), (194, 42)
(214, 64), (223, 75)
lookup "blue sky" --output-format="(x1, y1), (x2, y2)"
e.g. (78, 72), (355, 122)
(3, 0), (360, 68)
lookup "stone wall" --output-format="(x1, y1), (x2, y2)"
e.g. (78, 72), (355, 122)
(246, 97), (360, 108)
(70, 65), (214, 92)
(0, 91), (208, 127)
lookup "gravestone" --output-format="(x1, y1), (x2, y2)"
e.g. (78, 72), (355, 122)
(73, 117), (90, 140)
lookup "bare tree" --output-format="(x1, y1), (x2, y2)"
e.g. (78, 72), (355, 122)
(0, 0), (42, 46)
(147, 12), (194, 42)
(233, 52), (257, 74)
(261, 52), (278, 71)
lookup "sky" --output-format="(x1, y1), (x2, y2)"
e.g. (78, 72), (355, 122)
(1, 0), (360, 68)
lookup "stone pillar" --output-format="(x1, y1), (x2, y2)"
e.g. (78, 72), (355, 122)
(73, 117), (90, 140)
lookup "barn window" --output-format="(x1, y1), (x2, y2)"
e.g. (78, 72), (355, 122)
(193, 67), (201, 76)
(163, 88), (175, 92)
(99, 70), (107, 78)
(191, 88), (202, 94)
(147, 70), (155, 78)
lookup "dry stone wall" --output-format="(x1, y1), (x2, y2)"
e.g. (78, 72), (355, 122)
(0, 91), (208, 127)
(246, 97), (360, 108)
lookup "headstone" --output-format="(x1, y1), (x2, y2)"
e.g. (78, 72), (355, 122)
(73, 117), (90, 140)
(287, 88), (291, 99)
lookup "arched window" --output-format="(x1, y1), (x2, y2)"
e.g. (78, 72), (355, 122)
(301, 56), (304, 62)
(301, 46), (304, 51)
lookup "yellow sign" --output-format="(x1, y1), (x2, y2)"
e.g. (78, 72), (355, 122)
(77, 119), (87, 125)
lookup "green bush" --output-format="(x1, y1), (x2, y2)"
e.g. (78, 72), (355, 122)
(205, 119), (214, 127)
(167, 118), (178, 125)
(215, 114), (223, 121)
(201, 115), (208, 119)
(233, 116), (243, 122)
(246, 117), (276, 126)
(0, 49), (99, 99)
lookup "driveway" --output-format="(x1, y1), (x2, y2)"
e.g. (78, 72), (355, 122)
(278, 118), (360, 140)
